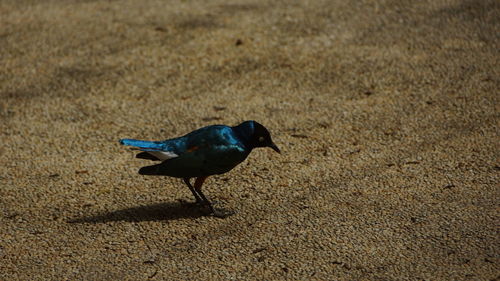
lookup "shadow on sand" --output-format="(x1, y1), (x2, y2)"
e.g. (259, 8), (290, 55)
(67, 201), (206, 223)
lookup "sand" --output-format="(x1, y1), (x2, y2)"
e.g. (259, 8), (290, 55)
(0, 0), (498, 280)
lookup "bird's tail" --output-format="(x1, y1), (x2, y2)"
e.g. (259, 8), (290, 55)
(119, 139), (163, 150)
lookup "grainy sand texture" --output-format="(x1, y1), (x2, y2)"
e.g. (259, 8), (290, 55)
(1, 0), (499, 280)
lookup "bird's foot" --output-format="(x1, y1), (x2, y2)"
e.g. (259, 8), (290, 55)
(209, 208), (235, 219)
(178, 198), (234, 218)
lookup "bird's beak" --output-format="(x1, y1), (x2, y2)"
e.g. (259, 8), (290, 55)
(269, 143), (281, 154)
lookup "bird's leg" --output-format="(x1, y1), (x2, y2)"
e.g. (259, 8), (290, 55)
(185, 177), (231, 218)
(193, 176), (216, 214)
(183, 177), (203, 204)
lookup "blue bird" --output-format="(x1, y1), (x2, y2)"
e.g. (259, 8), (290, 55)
(120, 120), (280, 217)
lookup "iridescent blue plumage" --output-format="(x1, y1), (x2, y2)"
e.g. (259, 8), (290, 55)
(138, 125), (249, 178)
(119, 120), (280, 217)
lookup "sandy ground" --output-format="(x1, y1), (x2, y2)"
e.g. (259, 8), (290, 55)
(0, 0), (499, 280)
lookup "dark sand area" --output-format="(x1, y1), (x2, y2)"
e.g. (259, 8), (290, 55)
(0, 0), (498, 280)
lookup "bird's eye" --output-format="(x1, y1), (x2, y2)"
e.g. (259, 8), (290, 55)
(258, 136), (265, 142)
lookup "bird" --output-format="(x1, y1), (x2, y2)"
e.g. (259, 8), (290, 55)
(119, 120), (280, 217)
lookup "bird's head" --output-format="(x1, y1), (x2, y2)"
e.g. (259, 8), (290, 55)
(237, 120), (280, 153)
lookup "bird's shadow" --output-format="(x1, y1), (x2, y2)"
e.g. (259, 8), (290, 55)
(68, 201), (206, 224)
